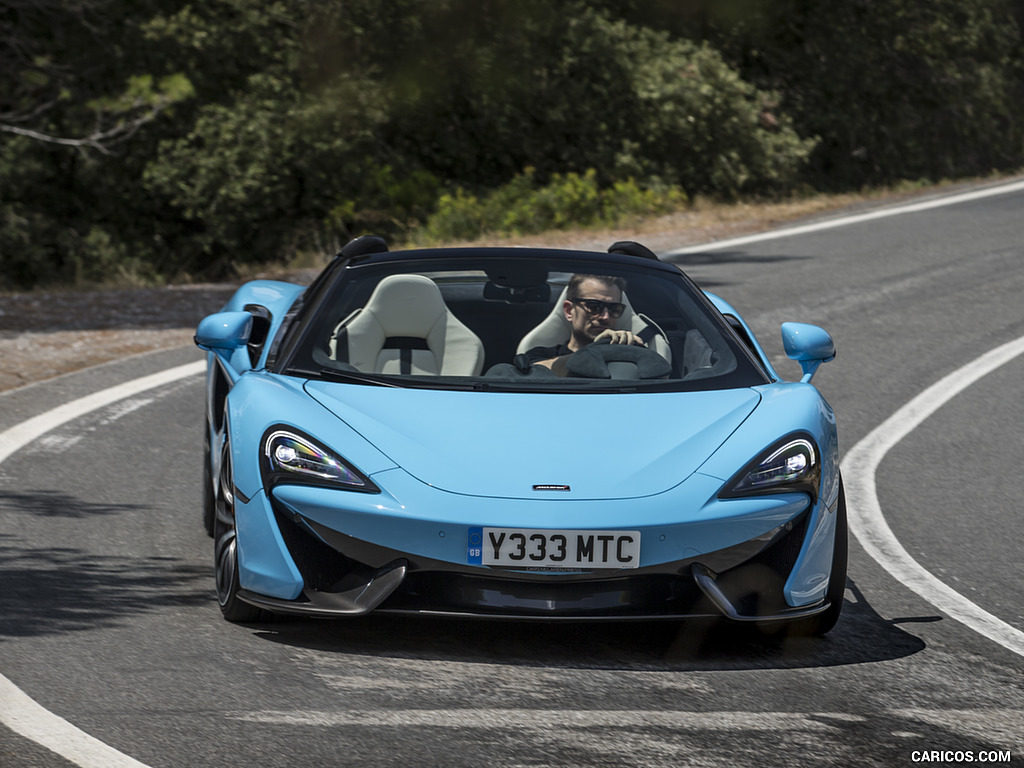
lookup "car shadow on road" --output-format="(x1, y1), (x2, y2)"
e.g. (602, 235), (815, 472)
(250, 578), (930, 672)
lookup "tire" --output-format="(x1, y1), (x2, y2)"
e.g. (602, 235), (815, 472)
(213, 441), (271, 623)
(785, 479), (849, 637)
(202, 418), (215, 537)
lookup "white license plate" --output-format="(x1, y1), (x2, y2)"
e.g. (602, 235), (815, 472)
(467, 527), (640, 569)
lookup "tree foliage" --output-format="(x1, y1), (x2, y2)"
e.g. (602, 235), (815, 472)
(1, 0), (1022, 289)
(677, 0), (1024, 187)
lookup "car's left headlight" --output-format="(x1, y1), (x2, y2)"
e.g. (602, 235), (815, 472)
(261, 428), (379, 493)
(720, 435), (820, 502)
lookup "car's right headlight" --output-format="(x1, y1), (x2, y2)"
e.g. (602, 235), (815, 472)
(261, 428), (379, 493)
(719, 435), (820, 503)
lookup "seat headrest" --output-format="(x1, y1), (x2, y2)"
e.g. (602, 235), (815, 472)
(363, 274), (448, 337)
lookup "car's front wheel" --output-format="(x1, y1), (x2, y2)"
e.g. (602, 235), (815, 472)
(213, 441), (269, 623)
(202, 417), (215, 537)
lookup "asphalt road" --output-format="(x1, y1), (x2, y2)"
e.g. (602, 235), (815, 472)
(1, 180), (1022, 767)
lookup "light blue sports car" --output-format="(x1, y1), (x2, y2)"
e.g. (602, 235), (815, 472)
(196, 237), (844, 634)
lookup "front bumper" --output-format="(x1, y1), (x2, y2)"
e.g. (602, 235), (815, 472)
(237, 497), (832, 622)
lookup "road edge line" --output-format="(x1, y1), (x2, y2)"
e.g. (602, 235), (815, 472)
(0, 361), (205, 465)
(0, 360), (203, 767)
(0, 676), (151, 768)
(666, 177), (1024, 255)
(841, 336), (1024, 658)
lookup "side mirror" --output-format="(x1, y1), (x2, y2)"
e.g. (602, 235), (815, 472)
(195, 311), (253, 352)
(781, 322), (835, 383)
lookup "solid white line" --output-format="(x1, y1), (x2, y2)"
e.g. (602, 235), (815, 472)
(0, 361), (205, 464)
(0, 360), (203, 768)
(841, 336), (1024, 658)
(0, 678), (151, 768)
(665, 178), (1024, 255)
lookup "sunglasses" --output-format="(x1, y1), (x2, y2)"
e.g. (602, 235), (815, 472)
(569, 297), (626, 318)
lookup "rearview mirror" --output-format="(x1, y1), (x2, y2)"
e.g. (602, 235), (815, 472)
(781, 322), (835, 383)
(195, 311), (253, 352)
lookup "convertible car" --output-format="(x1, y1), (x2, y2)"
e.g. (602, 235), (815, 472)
(196, 237), (845, 634)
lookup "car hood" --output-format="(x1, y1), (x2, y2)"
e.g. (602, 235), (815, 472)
(304, 383), (760, 500)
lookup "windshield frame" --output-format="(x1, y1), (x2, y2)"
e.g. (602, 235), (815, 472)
(271, 248), (771, 393)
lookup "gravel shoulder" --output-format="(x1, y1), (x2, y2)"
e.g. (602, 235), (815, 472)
(0, 284), (241, 393)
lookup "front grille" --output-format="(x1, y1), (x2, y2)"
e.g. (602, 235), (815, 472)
(380, 570), (716, 618)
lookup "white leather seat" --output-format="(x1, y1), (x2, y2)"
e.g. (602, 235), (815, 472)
(331, 275), (485, 376)
(515, 286), (672, 364)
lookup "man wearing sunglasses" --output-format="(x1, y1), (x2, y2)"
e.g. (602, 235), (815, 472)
(526, 274), (646, 370)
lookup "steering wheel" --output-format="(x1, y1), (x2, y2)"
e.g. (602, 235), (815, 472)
(558, 339), (672, 380)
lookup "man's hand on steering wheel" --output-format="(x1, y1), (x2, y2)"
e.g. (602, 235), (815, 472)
(593, 329), (646, 346)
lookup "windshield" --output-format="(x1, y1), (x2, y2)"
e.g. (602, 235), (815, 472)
(278, 253), (768, 392)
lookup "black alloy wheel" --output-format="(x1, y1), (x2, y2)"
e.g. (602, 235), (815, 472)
(202, 418), (215, 537)
(213, 441), (269, 622)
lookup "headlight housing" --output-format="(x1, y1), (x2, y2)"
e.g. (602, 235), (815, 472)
(261, 428), (379, 493)
(720, 435), (820, 502)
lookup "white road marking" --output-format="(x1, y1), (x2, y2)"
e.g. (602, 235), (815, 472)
(30, 434), (85, 455)
(0, 361), (205, 465)
(665, 177), (1024, 255)
(842, 336), (1024, 658)
(98, 396), (156, 425)
(0, 360), (203, 768)
(896, 709), (1024, 749)
(0, 677), (150, 768)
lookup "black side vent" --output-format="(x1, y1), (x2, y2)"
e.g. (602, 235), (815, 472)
(271, 505), (358, 591)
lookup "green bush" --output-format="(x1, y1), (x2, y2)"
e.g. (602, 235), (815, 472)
(603, 24), (817, 198)
(422, 167), (687, 242)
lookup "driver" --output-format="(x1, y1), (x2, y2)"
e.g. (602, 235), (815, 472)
(524, 274), (646, 371)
